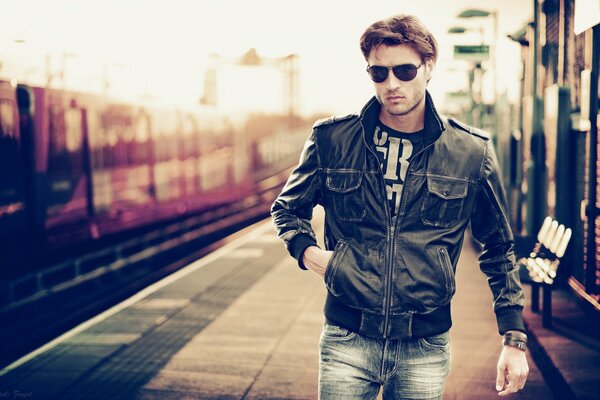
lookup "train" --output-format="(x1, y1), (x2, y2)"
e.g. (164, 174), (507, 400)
(0, 79), (308, 283)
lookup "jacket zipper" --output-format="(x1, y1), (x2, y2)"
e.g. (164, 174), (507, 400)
(381, 142), (440, 339)
(361, 120), (442, 338)
(360, 121), (394, 338)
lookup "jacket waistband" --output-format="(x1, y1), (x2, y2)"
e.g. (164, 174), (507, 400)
(324, 293), (452, 339)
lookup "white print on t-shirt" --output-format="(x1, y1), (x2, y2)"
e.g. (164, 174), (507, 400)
(374, 125), (414, 216)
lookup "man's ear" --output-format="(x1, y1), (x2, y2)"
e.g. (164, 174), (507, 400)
(425, 59), (435, 82)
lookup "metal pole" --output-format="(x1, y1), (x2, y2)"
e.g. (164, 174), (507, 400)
(542, 286), (553, 327)
(492, 10), (498, 139)
(493, 11), (498, 106)
(526, 0), (547, 236)
(584, 26), (599, 296)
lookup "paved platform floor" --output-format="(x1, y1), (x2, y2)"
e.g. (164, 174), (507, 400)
(0, 207), (574, 399)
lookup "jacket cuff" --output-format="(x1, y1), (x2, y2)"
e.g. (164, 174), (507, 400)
(288, 233), (318, 270)
(496, 306), (526, 335)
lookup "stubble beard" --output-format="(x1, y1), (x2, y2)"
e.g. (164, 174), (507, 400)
(382, 89), (425, 117)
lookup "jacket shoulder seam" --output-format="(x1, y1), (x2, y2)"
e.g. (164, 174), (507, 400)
(313, 113), (357, 128)
(447, 117), (490, 141)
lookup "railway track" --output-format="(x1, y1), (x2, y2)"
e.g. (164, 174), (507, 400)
(0, 172), (289, 369)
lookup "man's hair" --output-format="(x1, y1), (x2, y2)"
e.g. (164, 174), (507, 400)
(359, 15), (438, 64)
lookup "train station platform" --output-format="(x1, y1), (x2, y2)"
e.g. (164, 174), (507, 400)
(0, 207), (597, 399)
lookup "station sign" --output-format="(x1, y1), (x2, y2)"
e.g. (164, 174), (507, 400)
(453, 45), (489, 62)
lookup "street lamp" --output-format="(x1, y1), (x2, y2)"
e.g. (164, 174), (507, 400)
(458, 9), (493, 18)
(448, 25), (485, 43)
(447, 26), (488, 127)
(448, 26), (467, 34)
(458, 8), (498, 113)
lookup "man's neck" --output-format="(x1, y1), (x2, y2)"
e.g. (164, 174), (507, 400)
(379, 98), (426, 133)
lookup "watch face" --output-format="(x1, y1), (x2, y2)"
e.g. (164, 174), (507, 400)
(518, 342), (527, 351)
(503, 339), (527, 351)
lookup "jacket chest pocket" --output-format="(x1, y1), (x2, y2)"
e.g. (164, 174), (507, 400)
(325, 170), (366, 222)
(420, 176), (468, 228)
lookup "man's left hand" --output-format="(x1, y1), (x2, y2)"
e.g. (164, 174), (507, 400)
(496, 345), (529, 396)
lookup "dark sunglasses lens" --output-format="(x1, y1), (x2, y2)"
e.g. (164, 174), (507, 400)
(392, 65), (418, 81)
(368, 66), (389, 83)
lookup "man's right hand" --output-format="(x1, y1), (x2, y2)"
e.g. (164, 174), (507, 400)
(302, 246), (333, 278)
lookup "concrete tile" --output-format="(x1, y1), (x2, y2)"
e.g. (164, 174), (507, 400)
(171, 345), (272, 367)
(133, 298), (191, 309)
(160, 356), (262, 377)
(68, 333), (142, 345)
(4, 370), (84, 399)
(177, 335), (278, 358)
(143, 369), (252, 397)
(244, 364), (317, 400)
(448, 376), (555, 400)
(251, 234), (281, 244)
(135, 388), (238, 400)
(224, 248), (265, 258)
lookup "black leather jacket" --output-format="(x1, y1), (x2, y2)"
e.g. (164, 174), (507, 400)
(271, 92), (525, 339)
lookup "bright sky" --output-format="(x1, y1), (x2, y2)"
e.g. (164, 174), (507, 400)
(0, 0), (532, 116)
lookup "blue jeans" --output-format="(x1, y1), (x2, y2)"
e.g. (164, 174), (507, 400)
(319, 322), (451, 399)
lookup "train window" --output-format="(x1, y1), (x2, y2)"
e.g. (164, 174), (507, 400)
(131, 112), (150, 165)
(0, 100), (20, 206)
(135, 112), (150, 143)
(88, 110), (111, 171)
(46, 103), (85, 218)
(88, 109), (106, 170)
(65, 108), (83, 153)
(99, 108), (131, 168)
(182, 114), (199, 159)
(153, 111), (178, 163)
(48, 104), (84, 168)
(0, 101), (16, 139)
(122, 116), (135, 143)
(107, 126), (119, 146)
(48, 105), (67, 155)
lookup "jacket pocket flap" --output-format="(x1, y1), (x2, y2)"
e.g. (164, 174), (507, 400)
(326, 171), (363, 193)
(426, 176), (468, 200)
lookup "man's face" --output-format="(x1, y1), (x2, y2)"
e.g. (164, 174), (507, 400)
(367, 44), (432, 119)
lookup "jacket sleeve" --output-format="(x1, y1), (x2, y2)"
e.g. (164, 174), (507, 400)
(270, 130), (322, 270)
(470, 140), (525, 335)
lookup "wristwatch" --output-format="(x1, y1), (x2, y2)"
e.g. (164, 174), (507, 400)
(502, 331), (528, 351)
(503, 339), (527, 351)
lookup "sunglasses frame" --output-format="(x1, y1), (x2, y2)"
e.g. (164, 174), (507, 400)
(366, 62), (424, 83)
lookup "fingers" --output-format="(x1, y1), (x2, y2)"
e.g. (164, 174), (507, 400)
(497, 366), (529, 396)
(318, 250), (333, 278)
(496, 363), (506, 393)
(498, 372), (517, 396)
(303, 247), (333, 278)
(517, 363), (529, 390)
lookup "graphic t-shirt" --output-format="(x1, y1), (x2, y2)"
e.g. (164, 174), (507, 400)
(373, 120), (424, 218)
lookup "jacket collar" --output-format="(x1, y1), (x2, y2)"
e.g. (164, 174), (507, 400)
(359, 90), (445, 149)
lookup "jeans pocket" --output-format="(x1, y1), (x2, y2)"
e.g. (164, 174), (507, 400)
(322, 322), (357, 341)
(419, 331), (451, 350)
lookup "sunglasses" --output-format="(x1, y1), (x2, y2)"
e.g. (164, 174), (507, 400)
(366, 62), (424, 83)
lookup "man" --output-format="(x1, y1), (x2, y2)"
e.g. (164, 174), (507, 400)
(271, 14), (529, 399)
